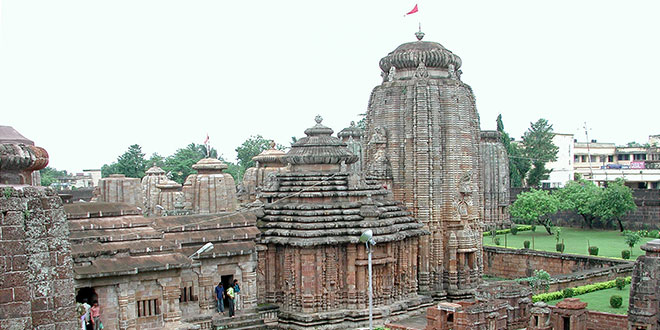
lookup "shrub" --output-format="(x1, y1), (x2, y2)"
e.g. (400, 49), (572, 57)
(524, 240), (531, 249)
(588, 246), (599, 256)
(531, 225), (537, 232)
(615, 277), (626, 290)
(494, 237), (501, 245)
(562, 288), (575, 298)
(510, 226), (518, 235)
(622, 250), (631, 259)
(556, 243), (565, 253)
(532, 277), (632, 302)
(610, 295), (623, 308)
(650, 230), (660, 238)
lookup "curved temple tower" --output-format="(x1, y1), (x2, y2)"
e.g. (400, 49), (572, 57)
(365, 31), (483, 299)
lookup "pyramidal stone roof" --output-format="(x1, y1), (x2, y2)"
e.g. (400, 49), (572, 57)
(282, 115), (359, 165)
(258, 116), (428, 247)
(337, 121), (364, 139)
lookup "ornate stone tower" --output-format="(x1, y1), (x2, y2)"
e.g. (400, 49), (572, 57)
(256, 117), (429, 329)
(338, 121), (365, 173)
(239, 141), (287, 204)
(364, 31), (482, 299)
(480, 131), (511, 230)
(141, 165), (168, 216)
(628, 239), (660, 330)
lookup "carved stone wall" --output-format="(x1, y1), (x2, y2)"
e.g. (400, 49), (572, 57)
(480, 130), (511, 230)
(365, 34), (482, 299)
(98, 174), (143, 208)
(186, 158), (237, 214)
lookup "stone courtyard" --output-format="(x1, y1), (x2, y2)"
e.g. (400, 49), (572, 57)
(1, 31), (660, 330)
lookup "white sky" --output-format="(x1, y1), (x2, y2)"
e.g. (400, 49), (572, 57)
(2, 1), (659, 173)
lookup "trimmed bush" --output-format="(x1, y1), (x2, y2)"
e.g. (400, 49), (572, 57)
(610, 295), (623, 308)
(510, 226), (518, 235)
(588, 246), (599, 256)
(622, 250), (631, 259)
(649, 230), (659, 238)
(531, 225), (536, 232)
(524, 240), (531, 249)
(533, 277), (631, 302)
(483, 225), (532, 237)
(494, 237), (501, 245)
(556, 243), (565, 253)
(562, 288), (575, 298)
(615, 277), (626, 290)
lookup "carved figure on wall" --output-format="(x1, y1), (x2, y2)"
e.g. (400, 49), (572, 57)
(415, 61), (429, 79)
(459, 170), (473, 194)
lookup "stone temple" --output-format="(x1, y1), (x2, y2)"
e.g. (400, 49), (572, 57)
(364, 30), (483, 299)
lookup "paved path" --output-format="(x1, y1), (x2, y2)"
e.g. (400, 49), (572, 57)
(386, 315), (427, 330)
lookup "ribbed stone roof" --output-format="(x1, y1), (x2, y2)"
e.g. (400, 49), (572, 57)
(252, 141), (286, 165)
(379, 32), (462, 73)
(282, 116), (358, 165)
(192, 157), (228, 172)
(145, 165), (166, 175)
(337, 121), (364, 139)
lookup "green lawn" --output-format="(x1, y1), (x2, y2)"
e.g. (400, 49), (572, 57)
(484, 227), (655, 259)
(547, 284), (630, 315)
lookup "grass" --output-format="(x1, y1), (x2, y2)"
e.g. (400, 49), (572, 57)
(547, 284), (630, 315)
(484, 227), (655, 259)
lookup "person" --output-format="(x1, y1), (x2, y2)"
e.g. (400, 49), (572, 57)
(233, 279), (241, 311)
(82, 299), (92, 330)
(90, 301), (101, 330)
(214, 282), (225, 314)
(226, 284), (235, 317)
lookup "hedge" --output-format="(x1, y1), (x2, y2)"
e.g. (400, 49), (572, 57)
(532, 277), (632, 302)
(483, 225), (533, 237)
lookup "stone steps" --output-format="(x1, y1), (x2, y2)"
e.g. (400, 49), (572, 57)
(212, 310), (268, 330)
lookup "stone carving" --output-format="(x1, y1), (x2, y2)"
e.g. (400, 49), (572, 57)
(415, 61), (429, 79)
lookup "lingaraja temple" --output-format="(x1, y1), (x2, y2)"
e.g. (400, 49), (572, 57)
(364, 30), (484, 299)
(3, 32), (660, 330)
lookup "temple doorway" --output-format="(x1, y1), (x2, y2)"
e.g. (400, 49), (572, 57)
(76, 287), (98, 304)
(221, 274), (234, 308)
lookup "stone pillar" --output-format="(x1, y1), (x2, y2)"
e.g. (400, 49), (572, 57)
(0, 129), (77, 330)
(158, 277), (182, 323)
(118, 282), (137, 330)
(628, 239), (660, 330)
(239, 258), (258, 310)
(550, 298), (588, 330)
(198, 272), (215, 311)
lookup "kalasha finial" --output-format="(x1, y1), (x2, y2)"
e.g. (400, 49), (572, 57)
(269, 140), (276, 149)
(350, 121), (356, 127)
(315, 115), (323, 124)
(415, 23), (425, 41)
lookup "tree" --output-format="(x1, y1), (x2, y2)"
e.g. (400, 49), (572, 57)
(101, 144), (147, 178)
(496, 114), (531, 187)
(595, 178), (636, 231)
(509, 188), (560, 234)
(623, 230), (642, 256)
(522, 119), (559, 187)
(555, 179), (601, 228)
(39, 166), (69, 187)
(147, 152), (166, 168)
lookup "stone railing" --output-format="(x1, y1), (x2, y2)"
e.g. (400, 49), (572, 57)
(257, 304), (279, 327)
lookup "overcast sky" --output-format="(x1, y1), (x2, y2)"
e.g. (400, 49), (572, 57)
(2, 1), (659, 173)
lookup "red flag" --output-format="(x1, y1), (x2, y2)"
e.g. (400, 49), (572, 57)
(405, 4), (418, 16)
(203, 134), (209, 145)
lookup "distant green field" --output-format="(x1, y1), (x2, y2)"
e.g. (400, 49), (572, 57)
(547, 284), (631, 315)
(483, 227), (655, 259)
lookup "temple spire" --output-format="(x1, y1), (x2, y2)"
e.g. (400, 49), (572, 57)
(415, 23), (425, 40)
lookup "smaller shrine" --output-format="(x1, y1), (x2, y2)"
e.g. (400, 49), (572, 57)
(141, 165), (168, 216)
(256, 116), (430, 329)
(97, 174), (143, 208)
(187, 158), (237, 214)
(239, 141), (287, 204)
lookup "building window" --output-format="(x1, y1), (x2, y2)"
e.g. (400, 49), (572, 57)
(608, 155), (614, 162)
(137, 298), (160, 317)
(180, 286), (197, 303)
(634, 154), (647, 160)
(618, 154), (630, 161)
(574, 155), (580, 163)
(581, 155), (587, 162)
(600, 156), (606, 162)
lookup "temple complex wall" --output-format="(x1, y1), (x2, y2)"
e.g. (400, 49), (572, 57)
(628, 239), (660, 330)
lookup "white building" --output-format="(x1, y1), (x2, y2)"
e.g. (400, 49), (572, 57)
(541, 133), (574, 188)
